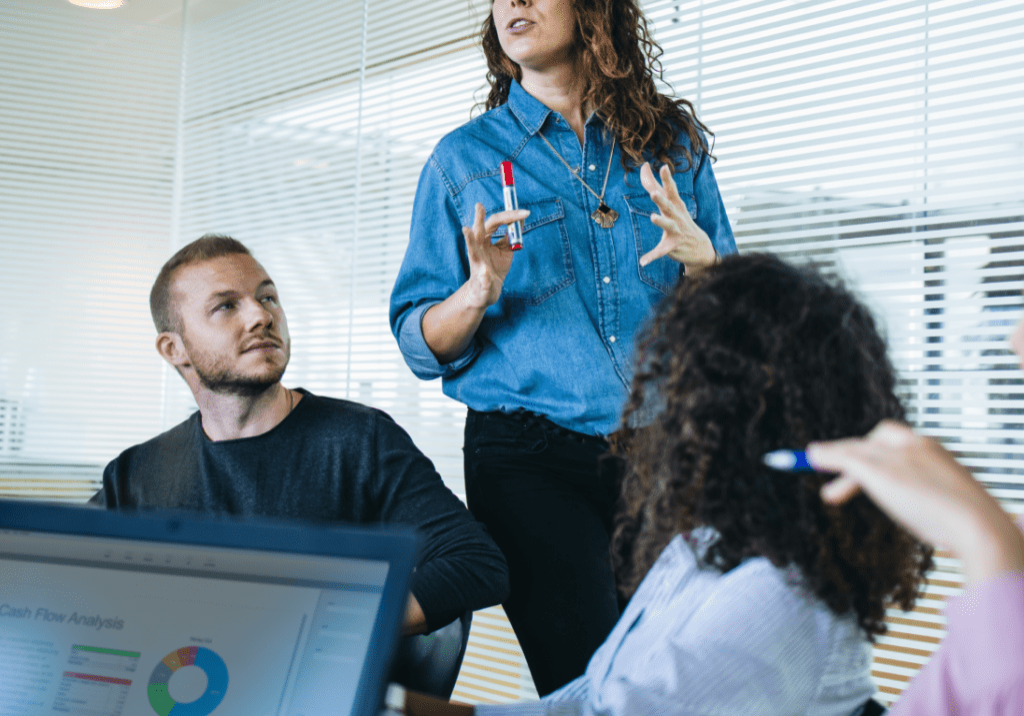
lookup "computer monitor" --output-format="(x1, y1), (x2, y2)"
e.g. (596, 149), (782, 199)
(0, 500), (418, 716)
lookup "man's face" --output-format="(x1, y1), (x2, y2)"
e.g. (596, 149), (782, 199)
(169, 254), (290, 396)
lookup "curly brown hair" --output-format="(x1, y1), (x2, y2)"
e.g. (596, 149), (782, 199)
(612, 253), (934, 640)
(480, 0), (710, 171)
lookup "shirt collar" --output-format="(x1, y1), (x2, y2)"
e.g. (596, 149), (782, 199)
(507, 79), (608, 138)
(506, 79), (554, 136)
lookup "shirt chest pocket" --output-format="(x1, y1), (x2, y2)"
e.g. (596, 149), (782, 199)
(491, 196), (575, 305)
(624, 191), (697, 296)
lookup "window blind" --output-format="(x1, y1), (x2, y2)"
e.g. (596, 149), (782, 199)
(168, 0), (492, 498)
(4, 0), (1024, 708)
(0, 0), (180, 501)
(643, 0), (1024, 704)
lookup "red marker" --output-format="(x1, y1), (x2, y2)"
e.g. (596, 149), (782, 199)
(500, 161), (524, 251)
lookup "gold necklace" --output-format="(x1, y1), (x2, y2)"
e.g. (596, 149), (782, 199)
(537, 131), (619, 229)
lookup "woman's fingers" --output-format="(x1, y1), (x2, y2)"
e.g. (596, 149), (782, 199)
(482, 208), (530, 235)
(639, 239), (672, 267)
(641, 164), (678, 214)
(819, 474), (864, 504)
(462, 203), (522, 303)
(463, 204), (529, 255)
(638, 163), (714, 270)
(659, 163), (683, 203)
(648, 191), (685, 224)
(867, 419), (916, 446)
(806, 423), (999, 552)
(472, 202), (487, 238)
(639, 161), (661, 195)
(807, 434), (901, 501)
(804, 437), (866, 474)
(462, 225), (484, 262)
(642, 163), (696, 231)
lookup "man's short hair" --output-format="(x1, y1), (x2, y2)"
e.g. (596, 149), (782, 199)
(150, 234), (252, 333)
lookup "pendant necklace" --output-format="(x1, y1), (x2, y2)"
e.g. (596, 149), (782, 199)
(537, 130), (619, 229)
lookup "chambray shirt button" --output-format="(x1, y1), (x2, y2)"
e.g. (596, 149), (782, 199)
(603, 276), (611, 284)
(609, 336), (617, 343)
(589, 164), (597, 171)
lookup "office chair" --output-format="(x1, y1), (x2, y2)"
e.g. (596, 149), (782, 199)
(390, 611), (473, 699)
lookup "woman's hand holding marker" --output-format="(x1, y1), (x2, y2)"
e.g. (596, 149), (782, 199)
(419, 201), (530, 366)
(638, 161), (717, 274)
(462, 202), (530, 310)
(807, 420), (1024, 587)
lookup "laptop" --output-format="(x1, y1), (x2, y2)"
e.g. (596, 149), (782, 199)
(0, 499), (419, 716)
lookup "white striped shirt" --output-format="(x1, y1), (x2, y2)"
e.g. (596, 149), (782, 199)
(478, 531), (875, 716)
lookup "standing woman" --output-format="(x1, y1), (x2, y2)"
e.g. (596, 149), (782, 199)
(389, 0), (736, 694)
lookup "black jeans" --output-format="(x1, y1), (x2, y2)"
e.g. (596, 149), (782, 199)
(463, 409), (621, 697)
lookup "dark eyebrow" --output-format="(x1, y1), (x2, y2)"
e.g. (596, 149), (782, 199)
(256, 279), (276, 291)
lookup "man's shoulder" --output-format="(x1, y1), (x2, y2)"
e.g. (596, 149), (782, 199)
(108, 413), (199, 469)
(101, 413), (200, 503)
(298, 390), (392, 427)
(297, 391), (419, 454)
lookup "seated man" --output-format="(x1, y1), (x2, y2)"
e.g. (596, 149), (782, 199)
(90, 234), (509, 643)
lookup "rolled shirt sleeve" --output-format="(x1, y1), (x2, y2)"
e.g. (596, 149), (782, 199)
(390, 156), (481, 380)
(395, 301), (481, 380)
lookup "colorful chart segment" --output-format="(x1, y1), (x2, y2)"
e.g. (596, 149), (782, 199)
(148, 647), (229, 716)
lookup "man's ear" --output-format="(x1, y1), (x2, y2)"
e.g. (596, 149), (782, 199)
(155, 332), (190, 370)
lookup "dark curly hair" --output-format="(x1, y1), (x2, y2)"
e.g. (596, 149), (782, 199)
(611, 253), (934, 641)
(479, 0), (710, 171)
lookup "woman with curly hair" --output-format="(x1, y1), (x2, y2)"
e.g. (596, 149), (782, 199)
(611, 252), (932, 638)
(396, 252), (936, 715)
(389, 0), (736, 693)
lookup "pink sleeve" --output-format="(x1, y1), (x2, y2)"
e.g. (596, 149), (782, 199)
(890, 515), (1024, 716)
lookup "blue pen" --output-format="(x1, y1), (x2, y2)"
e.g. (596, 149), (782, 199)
(762, 449), (815, 472)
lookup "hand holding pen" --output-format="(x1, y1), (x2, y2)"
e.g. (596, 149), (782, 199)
(766, 420), (1024, 586)
(461, 202), (530, 310)
(418, 174), (529, 366)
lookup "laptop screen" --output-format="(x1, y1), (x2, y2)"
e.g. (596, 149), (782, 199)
(0, 524), (400, 716)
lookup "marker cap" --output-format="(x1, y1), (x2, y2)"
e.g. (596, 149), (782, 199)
(762, 450), (814, 471)
(500, 161), (515, 187)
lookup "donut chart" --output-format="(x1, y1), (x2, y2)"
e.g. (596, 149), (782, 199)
(148, 647), (229, 716)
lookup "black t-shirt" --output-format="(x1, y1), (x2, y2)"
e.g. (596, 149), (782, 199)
(91, 389), (509, 630)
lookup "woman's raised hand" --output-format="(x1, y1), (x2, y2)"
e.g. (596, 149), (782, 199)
(420, 203), (530, 364)
(638, 162), (717, 273)
(807, 420), (1024, 586)
(463, 203), (530, 309)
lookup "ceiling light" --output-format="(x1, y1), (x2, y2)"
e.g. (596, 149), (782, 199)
(68, 0), (125, 8)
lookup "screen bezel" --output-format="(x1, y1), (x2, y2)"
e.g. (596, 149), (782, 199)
(0, 499), (419, 716)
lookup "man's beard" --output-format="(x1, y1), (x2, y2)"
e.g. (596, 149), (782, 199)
(183, 335), (289, 397)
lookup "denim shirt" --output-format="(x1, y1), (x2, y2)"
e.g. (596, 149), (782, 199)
(389, 81), (737, 436)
